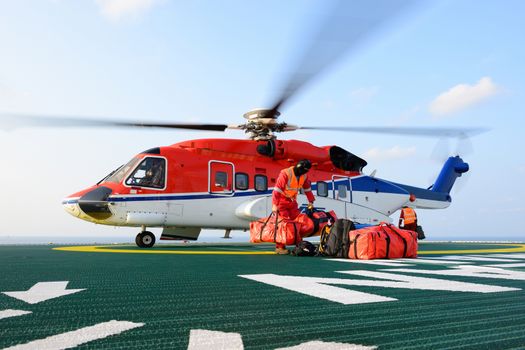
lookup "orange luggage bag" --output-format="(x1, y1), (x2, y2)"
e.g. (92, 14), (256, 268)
(349, 222), (417, 259)
(294, 210), (337, 237)
(250, 212), (302, 245)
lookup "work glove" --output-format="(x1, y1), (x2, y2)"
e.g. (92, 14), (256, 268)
(306, 202), (314, 215)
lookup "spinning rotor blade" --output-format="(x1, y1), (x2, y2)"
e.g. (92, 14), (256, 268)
(298, 126), (489, 138)
(0, 114), (232, 132)
(269, 0), (417, 115)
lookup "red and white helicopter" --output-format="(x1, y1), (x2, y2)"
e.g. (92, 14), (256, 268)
(2, 1), (483, 247)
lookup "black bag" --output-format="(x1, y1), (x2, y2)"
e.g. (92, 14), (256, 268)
(416, 225), (426, 240)
(292, 241), (317, 257)
(319, 219), (355, 257)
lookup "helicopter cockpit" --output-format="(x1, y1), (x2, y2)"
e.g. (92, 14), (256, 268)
(103, 156), (166, 189)
(125, 157), (166, 189)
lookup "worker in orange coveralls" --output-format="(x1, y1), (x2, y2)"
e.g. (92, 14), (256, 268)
(399, 205), (426, 240)
(398, 206), (418, 231)
(272, 159), (315, 254)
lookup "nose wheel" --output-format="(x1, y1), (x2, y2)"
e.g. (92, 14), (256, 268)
(136, 231), (156, 248)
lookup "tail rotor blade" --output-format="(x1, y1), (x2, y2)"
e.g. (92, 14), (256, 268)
(455, 135), (474, 157)
(430, 138), (451, 163)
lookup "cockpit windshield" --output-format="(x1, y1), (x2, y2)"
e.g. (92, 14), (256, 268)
(104, 157), (141, 184)
(125, 157), (166, 189)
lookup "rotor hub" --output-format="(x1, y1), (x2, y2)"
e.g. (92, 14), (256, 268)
(242, 108), (280, 120)
(238, 108), (298, 140)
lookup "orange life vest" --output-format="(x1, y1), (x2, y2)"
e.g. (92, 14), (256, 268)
(279, 166), (306, 200)
(402, 207), (417, 225)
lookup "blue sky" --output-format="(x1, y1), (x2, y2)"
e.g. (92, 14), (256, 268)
(0, 0), (524, 241)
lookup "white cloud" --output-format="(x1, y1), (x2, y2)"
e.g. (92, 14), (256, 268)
(429, 77), (499, 117)
(95, 0), (163, 21)
(363, 146), (417, 161)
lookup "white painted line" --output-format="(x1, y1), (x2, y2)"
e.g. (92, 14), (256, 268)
(276, 341), (376, 350)
(0, 310), (32, 320)
(488, 263), (525, 268)
(240, 274), (396, 305)
(398, 258), (465, 265)
(386, 265), (525, 281)
(481, 254), (525, 259)
(327, 259), (410, 267)
(188, 329), (243, 350)
(3, 320), (144, 350)
(336, 270), (520, 293)
(432, 256), (522, 262)
(2, 281), (85, 304)
(275, 340), (377, 350)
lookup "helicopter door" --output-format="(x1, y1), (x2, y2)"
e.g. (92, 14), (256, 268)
(332, 175), (352, 203)
(209, 161), (235, 196)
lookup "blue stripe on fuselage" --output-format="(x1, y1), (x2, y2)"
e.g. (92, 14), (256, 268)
(62, 176), (449, 204)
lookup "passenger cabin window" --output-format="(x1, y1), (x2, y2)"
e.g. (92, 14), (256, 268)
(317, 181), (328, 197)
(125, 157), (166, 189)
(215, 171), (228, 188)
(254, 175), (268, 192)
(337, 184), (347, 199)
(235, 173), (249, 190)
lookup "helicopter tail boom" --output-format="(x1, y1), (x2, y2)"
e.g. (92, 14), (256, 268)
(431, 156), (469, 194)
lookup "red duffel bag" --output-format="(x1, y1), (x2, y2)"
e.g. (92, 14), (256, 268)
(294, 213), (315, 237)
(311, 210), (337, 236)
(349, 222), (418, 259)
(250, 212), (302, 245)
(294, 210), (338, 237)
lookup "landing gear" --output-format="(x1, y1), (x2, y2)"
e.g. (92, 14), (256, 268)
(135, 231), (156, 248)
(223, 229), (232, 239)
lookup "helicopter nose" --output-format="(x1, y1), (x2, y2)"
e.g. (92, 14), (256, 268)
(63, 198), (82, 218)
(76, 186), (113, 220)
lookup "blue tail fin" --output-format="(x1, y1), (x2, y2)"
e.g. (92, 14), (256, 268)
(432, 156), (469, 194)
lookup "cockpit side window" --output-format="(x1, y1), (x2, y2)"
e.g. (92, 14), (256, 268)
(125, 157), (166, 189)
(105, 158), (141, 184)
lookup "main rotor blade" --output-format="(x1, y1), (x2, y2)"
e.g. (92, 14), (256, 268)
(299, 126), (489, 138)
(0, 114), (230, 132)
(269, 0), (417, 114)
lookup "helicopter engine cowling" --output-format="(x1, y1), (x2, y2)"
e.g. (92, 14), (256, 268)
(264, 139), (330, 163)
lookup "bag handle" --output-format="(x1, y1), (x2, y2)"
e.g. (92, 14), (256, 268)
(273, 210), (279, 243)
(259, 211), (276, 242)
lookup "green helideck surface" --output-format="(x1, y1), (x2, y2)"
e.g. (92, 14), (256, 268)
(1, 242), (524, 349)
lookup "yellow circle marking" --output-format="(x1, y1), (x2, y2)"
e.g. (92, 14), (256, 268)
(418, 243), (525, 255)
(53, 245), (275, 255)
(53, 243), (525, 255)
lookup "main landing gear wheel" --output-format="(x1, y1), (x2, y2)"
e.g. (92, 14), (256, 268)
(135, 231), (156, 248)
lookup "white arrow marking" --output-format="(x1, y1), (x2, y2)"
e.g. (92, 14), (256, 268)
(186, 330), (376, 350)
(276, 341), (377, 350)
(387, 265), (525, 281)
(188, 329), (244, 350)
(240, 274), (396, 305)
(0, 310), (32, 320)
(2, 281), (85, 304)
(3, 320), (144, 350)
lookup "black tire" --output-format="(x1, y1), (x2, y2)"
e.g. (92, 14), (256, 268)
(135, 233), (145, 248)
(139, 231), (156, 248)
